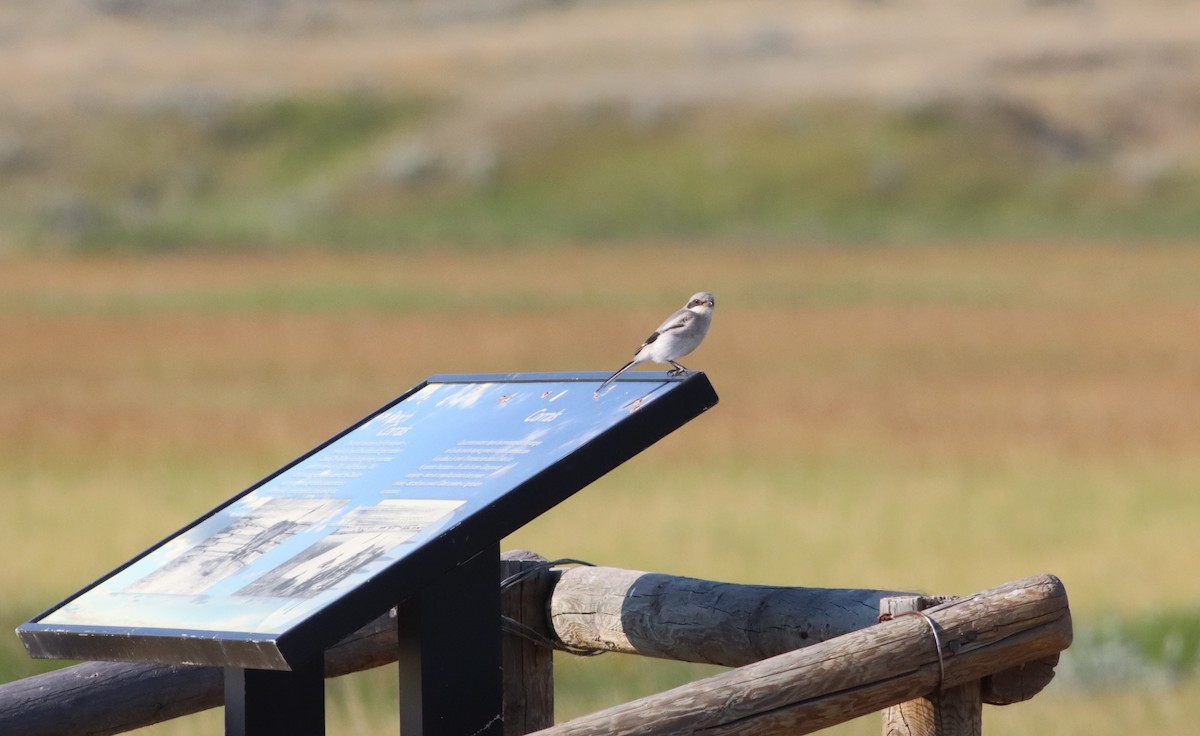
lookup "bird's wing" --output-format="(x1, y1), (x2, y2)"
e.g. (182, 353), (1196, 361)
(626, 308), (696, 358)
(642, 308), (695, 345)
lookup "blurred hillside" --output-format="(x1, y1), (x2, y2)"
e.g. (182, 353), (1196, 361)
(2, 0), (1200, 249)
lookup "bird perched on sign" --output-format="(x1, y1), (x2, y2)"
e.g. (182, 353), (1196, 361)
(595, 291), (715, 396)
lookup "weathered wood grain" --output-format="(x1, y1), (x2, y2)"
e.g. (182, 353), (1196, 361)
(549, 567), (1056, 707)
(980, 652), (1060, 705)
(880, 595), (982, 736)
(549, 565), (909, 666)
(531, 574), (1072, 736)
(501, 551), (556, 736)
(0, 661), (221, 736)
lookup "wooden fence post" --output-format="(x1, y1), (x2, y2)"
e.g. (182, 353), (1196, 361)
(880, 596), (981, 736)
(500, 550), (556, 735)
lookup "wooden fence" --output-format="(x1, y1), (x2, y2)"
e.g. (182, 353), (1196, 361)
(0, 550), (1071, 736)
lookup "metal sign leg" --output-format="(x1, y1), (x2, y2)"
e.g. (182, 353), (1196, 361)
(225, 658), (325, 736)
(397, 543), (503, 736)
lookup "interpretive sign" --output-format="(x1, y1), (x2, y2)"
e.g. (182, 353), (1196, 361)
(18, 371), (718, 671)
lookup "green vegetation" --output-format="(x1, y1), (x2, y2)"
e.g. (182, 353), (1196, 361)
(7, 95), (1200, 252)
(1065, 611), (1200, 688)
(4, 93), (431, 250)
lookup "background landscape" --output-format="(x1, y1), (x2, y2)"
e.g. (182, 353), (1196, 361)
(2, 1), (1198, 734)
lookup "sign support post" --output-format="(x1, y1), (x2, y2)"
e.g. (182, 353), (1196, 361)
(224, 657), (325, 736)
(398, 543), (503, 736)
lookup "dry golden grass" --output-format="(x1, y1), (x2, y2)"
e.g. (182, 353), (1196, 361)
(5, 244), (1200, 598)
(3, 243), (1200, 733)
(6, 244), (1200, 458)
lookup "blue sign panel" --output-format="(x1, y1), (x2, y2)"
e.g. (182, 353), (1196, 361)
(18, 372), (717, 669)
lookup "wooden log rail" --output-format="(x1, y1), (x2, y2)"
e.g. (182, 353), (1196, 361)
(533, 573), (1071, 736)
(0, 551), (1070, 736)
(543, 564), (1063, 709)
(547, 564), (909, 666)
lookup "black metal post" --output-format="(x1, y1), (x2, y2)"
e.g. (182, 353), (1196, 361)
(397, 544), (503, 736)
(224, 657), (325, 736)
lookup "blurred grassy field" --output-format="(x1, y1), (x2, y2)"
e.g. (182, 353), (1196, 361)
(3, 243), (1199, 733)
(4, 2), (1200, 731)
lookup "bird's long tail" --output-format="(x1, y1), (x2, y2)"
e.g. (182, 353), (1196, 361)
(594, 360), (636, 397)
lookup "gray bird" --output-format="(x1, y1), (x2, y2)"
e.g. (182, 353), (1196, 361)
(596, 291), (715, 396)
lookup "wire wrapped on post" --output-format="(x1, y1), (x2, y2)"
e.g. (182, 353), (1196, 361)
(500, 558), (604, 656)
